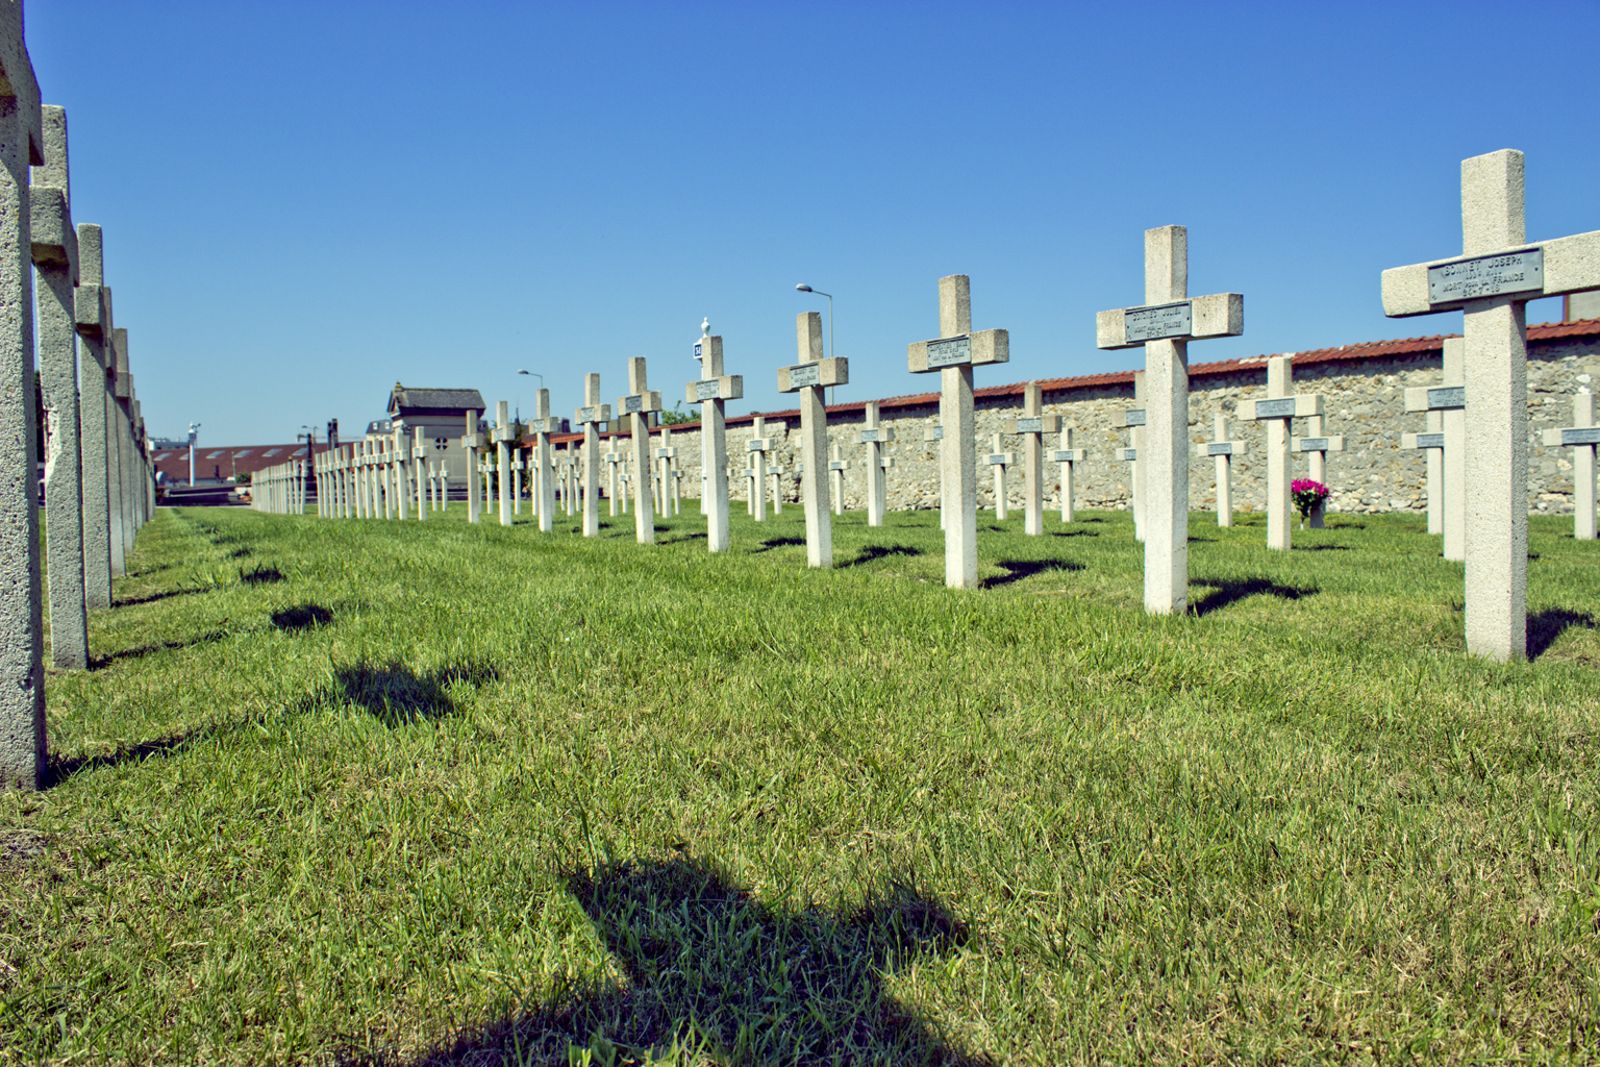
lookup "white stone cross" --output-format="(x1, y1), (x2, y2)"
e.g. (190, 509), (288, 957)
(617, 357), (661, 543)
(1382, 148), (1600, 659)
(768, 461), (785, 515)
(1544, 387), (1597, 541)
(1238, 355), (1322, 551)
(491, 400), (515, 525)
(687, 328), (742, 551)
(604, 447), (622, 517)
(1052, 428), (1083, 523)
(461, 411), (484, 524)
(747, 414), (772, 522)
(1097, 226), (1244, 615)
(1196, 414), (1248, 528)
(1122, 375), (1146, 543)
(985, 432), (1014, 521)
(390, 426), (411, 521)
(907, 275), (1009, 588)
(1402, 337), (1465, 558)
(71, 223), (115, 609)
(654, 426), (678, 517)
(859, 401), (895, 527)
(827, 443), (848, 516)
(576, 374), (611, 538)
(924, 420), (946, 529)
(412, 427), (429, 521)
(529, 389), (560, 533)
(1291, 414), (1345, 528)
(1007, 382), (1060, 535)
(779, 312), (847, 567)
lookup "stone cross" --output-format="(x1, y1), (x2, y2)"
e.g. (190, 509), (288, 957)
(1098, 226), (1244, 614)
(1121, 373), (1146, 542)
(654, 426), (678, 517)
(985, 433), (1014, 521)
(747, 414), (771, 522)
(510, 447), (523, 516)
(390, 427), (411, 521)
(1052, 428), (1083, 523)
(1292, 413), (1345, 528)
(71, 223), (113, 609)
(1238, 355), (1321, 551)
(1006, 382), (1059, 535)
(1382, 148), (1600, 660)
(576, 374), (610, 538)
(1402, 337), (1466, 558)
(827, 443), (848, 516)
(461, 411), (483, 524)
(30, 104), (87, 669)
(491, 400), (515, 525)
(604, 447), (622, 517)
(768, 461), (785, 515)
(1544, 387), (1598, 541)
(413, 427), (428, 521)
(907, 275), (1009, 588)
(924, 421), (946, 529)
(1196, 414), (1248, 527)
(526, 389), (557, 532)
(779, 312), (847, 567)
(688, 326), (742, 551)
(617, 357), (661, 543)
(859, 401), (895, 527)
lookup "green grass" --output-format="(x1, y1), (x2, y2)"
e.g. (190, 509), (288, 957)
(3, 501), (1599, 1065)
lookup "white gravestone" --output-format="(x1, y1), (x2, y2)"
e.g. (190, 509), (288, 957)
(985, 432), (1014, 521)
(71, 224), (114, 609)
(907, 275), (1009, 588)
(604, 448), (622, 517)
(1238, 355), (1321, 551)
(1122, 377), (1146, 542)
(1382, 148), (1600, 660)
(747, 414), (772, 522)
(1053, 427), (1083, 524)
(576, 374), (610, 538)
(654, 427), (676, 517)
(1291, 414), (1345, 527)
(1402, 338), (1466, 558)
(462, 413), (483, 524)
(1097, 226), (1245, 614)
(859, 401), (895, 527)
(391, 428), (411, 521)
(779, 312), (847, 567)
(1544, 388), (1598, 541)
(768, 462), (785, 515)
(1006, 382), (1059, 536)
(924, 421), (946, 530)
(492, 400), (515, 525)
(687, 328), (742, 551)
(1196, 414), (1248, 528)
(617, 357), (661, 544)
(413, 427), (428, 521)
(529, 389), (559, 533)
(828, 443), (848, 516)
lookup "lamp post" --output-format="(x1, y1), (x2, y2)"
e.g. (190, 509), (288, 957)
(186, 422), (201, 486)
(517, 369), (543, 424)
(795, 284), (836, 404)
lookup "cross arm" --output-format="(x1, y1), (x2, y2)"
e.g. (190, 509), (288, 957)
(1096, 293), (1242, 350)
(1007, 413), (1061, 435)
(907, 329), (1007, 373)
(575, 404), (611, 427)
(1382, 230), (1600, 315)
(616, 390), (663, 415)
(0, 12), (44, 166)
(1196, 440), (1247, 457)
(777, 358), (847, 392)
(1292, 434), (1345, 453)
(1404, 385), (1465, 412)
(29, 185), (76, 276)
(687, 375), (744, 404)
(1238, 394), (1322, 421)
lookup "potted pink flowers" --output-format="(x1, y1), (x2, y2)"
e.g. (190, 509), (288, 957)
(1291, 478), (1330, 529)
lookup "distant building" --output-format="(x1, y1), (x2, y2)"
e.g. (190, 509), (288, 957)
(149, 442), (328, 487)
(387, 383), (486, 485)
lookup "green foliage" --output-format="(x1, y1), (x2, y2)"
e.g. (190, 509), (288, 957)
(657, 403), (697, 426)
(4, 503), (1598, 1063)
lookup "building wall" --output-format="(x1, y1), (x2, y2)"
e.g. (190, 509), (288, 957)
(580, 338), (1599, 516)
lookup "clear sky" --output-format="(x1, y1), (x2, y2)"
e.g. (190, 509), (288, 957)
(28, 0), (1600, 446)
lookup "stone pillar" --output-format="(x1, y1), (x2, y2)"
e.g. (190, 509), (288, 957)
(71, 224), (112, 609)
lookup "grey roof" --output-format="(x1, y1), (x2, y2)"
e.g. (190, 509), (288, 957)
(388, 383), (486, 414)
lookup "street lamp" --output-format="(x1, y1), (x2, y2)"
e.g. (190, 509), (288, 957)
(795, 283), (836, 403)
(186, 421), (201, 486)
(517, 369), (543, 423)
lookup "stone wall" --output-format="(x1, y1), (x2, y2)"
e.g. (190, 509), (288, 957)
(569, 334), (1600, 517)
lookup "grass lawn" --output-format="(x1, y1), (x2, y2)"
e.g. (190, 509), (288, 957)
(3, 500), (1598, 1064)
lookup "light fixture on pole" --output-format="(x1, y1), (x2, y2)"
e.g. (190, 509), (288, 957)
(186, 421), (201, 486)
(795, 284), (836, 403)
(516, 369), (543, 425)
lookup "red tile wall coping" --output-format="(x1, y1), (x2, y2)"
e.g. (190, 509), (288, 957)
(539, 319), (1600, 446)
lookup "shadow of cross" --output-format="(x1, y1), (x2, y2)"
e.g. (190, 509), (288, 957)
(553, 858), (984, 1065)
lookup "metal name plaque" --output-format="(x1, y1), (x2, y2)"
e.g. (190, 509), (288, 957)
(1561, 427), (1600, 446)
(1052, 449), (1078, 462)
(1123, 301), (1193, 343)
(576, 406), (603, 424)
(694, 380), (723, 402)
(622, 396), (644, 414)
(828, 461), (846, 471)
(1206, 442), (1235, 456)
(1254, 397), (1297, 419)
(1124, 409), (1147, 427)
(747, 438), (768, 451)
(1297, 437), (1329, 452)
(1413, 432), (1446, 449)
(987, 454), (1009, 465)
(1015, 417), (1043, 434)
(787, 363), (821, 389)
(1427, 386), (1465, 410)
(1428, 248), (1543, 304)
(860, 429), (881, 443)
(1120, 447), (1138, 461)
(655, 448), (672, 460)
(926, 334), (972, 369)
(926, 427), (944, 441)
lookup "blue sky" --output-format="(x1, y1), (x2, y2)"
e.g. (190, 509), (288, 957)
(29, 0), (1600, 445)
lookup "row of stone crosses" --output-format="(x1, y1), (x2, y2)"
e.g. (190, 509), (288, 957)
(3, 4), (162, 791)
(253, 144), (1599, 670)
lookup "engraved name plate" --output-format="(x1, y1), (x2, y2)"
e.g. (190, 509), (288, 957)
(1120, 447), (1138, 461)
(1413, 432), (1446, 449)
(576, 405), (604, 424)
(828, 461), (846, 471)
(1296, 437), (1329, 452)
(1016, 417), (1043, 434)
(988, 454), (1008, 464)
(1254, 397), (1297, 419)
(1428, 248), (1543, 304)
(926, 427), (944, 441)
(787, 363), (821, 389)
(747, 438), (768, 451)
(860, 428), (881, 443)
(926, 334), (972, 368)
(694, 380), (723, 402)
(1052, 449), (1079, 462)
(1427, 386), (1465, 410)
(1561, 427), (1600, 446)
(1124, 301), (1193, 343)
(1124, 409), (1147, 427)
(1206, 442), (1235, 456)
(622, 396), (645, 414)
(655, 448), (672, 459)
